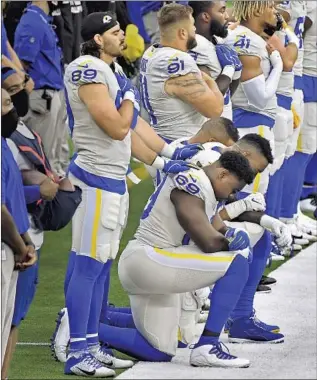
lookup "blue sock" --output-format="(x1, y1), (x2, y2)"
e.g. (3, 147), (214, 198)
(66, 255), (104, 352)
(98, 323), (172, 362)
(196, 254), (249, 347)
(99, 262), (112, 322)
(275, 161), (286, 219)
(266, 168), (284, 218)
(230, 231), (271, 320)
(302, 153), (317, 198)
(87, 261), (112, 348)
(64, 250), (76, 300)
(104, 310), (135, 328)
(294, 152), (312, 207)
(281, 152), (312, 218)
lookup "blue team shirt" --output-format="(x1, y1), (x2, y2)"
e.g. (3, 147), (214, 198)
(14, 4), (63, 90)
(1, 137), (30, 235)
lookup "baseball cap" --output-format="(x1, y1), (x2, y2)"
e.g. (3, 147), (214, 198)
(81, 12), (118, 42)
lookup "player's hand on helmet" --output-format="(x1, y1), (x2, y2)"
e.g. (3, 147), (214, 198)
(162, 160), (198, 174)
(171, 143), (204, 161)
(243, 192), (266, 212)
(225, 227), (251, 251)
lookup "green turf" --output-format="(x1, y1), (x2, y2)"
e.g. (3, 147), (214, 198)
(8, 170), (312, 379)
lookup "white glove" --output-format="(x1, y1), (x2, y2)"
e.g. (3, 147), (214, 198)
(270, 50), (283, 69)
(243, 193), (266, 212)
(224, 193), (266, 220)
(260, 215), (292, 248)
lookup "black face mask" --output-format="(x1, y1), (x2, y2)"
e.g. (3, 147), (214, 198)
(210, 19), (229, 39)
(11, 89), (29, 117)
(1, 108), (19, 138)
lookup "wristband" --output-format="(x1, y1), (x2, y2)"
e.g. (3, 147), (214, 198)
(284, 28), (299, 49)
(160, 143), (174, 159)
(233, 70), (242, 81)
(123, 91), (135, 103)
(259, 214), (275, 230)
(222, 65), (235, 81)
(151, 156), (165, 170)
(224, 199), (247, 220)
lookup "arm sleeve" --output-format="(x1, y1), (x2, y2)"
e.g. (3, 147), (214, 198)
(23, 185), (41, 204)
(14, 26), (43, 64)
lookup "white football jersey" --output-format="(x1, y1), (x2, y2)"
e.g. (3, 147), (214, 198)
(303, 1), (317, 77)
(190, 34), (232, 120)
(135, 168), (218, 248)
(65, 55), (131, 180)
(278, 1), (306, 77)
(140, 45), (207, 141)
(225, 25), (277, 119)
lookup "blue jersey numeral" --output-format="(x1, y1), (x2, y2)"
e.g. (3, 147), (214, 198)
(294, 16), (305, 49)
(233, 35), (251, 49)
(167, 57), (185, 74)
(71, 69), (97, 83)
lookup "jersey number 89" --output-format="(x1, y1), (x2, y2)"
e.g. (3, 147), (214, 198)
(71, 69), (97, 83)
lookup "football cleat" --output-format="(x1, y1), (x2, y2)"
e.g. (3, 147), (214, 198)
(259, 275), (277, 286)
(90, 343), (134, 369)
(256, 284), (271, 293)
(224, 310), (279, 334)
(300, 193), (317, 214)
(228, 315), (284, 344)
(190, 342), (250, 368)
(65, 351), (115, 377)
(50, 308), (69, 363)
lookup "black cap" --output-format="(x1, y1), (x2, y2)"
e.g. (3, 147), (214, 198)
(81, 12), (118, 42)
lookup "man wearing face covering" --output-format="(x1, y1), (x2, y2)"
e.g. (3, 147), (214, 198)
(1, 88), (37, 374)
(189, 1), (243, 121)
(13, 0), (70, 176)
(140, 3), (224, 143)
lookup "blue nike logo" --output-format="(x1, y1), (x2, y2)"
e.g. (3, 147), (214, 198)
(79, 64), (89, 68)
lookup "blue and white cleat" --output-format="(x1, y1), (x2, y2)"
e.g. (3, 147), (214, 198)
(65, 351), (115, 377)
(224, 310), (280, 334)
(190, 342), (250, 368)
(90, 344), (134, 369)
(228, 315), (284, 344)
(50, 308), (69, 363)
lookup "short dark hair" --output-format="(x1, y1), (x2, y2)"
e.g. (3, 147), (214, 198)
(221, 118), (240, 143)
(219, 150), (255, 185)
(158, 3), (193, 30)
(80, 39), (101, 58)
(239, 133), (273, 164)
(189, 1), (213, 20)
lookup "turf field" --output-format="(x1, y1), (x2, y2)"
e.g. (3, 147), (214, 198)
(8, 163), (310, 379)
